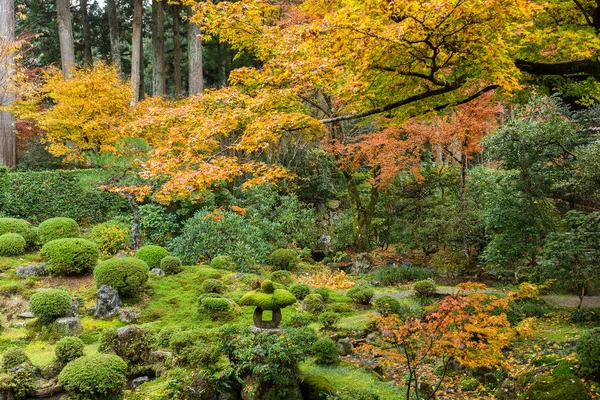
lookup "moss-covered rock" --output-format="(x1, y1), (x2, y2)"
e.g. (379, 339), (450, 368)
(523, 375), (590, 400)
(300, 374), (335, 400)
(240, 284), (296, 311)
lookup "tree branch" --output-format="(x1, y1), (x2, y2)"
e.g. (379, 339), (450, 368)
(515, 59), (600, 78)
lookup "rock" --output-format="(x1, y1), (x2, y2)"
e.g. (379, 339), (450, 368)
(497, 378), (522, 400)
(326, 200), (341, 209)
(117, 325), (150, 363)
(115, 251), (128, 258)
(522, 375), (590, 400)
(368, 280), (381, 287)
(85, 306), (95, 316)
(119, 308), (139, 324)
(366, 332), (379, 345)
(401, 260), (413, 267)
(149, 268), (165, 276)
(40, 365), (61, 379)
(31, 384), (63, 398)
(338, 338), (354, 356)
(65, 298), (79, 317)
(11, 321), (27, 328)
(54, 317), (83, 336)
(15, 263), (47, 276)
(317, 235), (331, 246)
(131, 376), (149, 391)
(95, 285), (122, 318)
(59, 395), (71, 400)
(18, 312), (34, 319)
(351, 253), (373, 274)
(233, 273), (246, 279)
(149, 350), (174, 364)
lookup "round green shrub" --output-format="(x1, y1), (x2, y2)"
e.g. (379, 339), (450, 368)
(304, 293), (325, 314)
(201, 278), (225, 294)
(318, 312), (341, 329)
(374, 295), (403, 316)
(38, 217), (80, 244)
(41, 238), (100, 275)
(576, 327), (600, 377)
(312, 338), (339, 365)
(58, 353), (127, 400)
(135, 245), (169, 269)
(312, 287), (331, 303)
(200, 297), (234, 318)
(93, 257), (149, 297)
(347, 285), (375, 305)
(270, 270), (294, 286)
(55, 337), (85, 366)
(160, 256), (182, 275)
(1, 347), (30, 371)
(90, 222), (131, 254)
(268, 248), (298, 270)
(0, 233), (26, 256)
(289, 283), (311, 300)
(209, 255), (237, 271)
(29, 289), (72, 323)
(0, 218), (36, 247)
(413, 279), (437, 298)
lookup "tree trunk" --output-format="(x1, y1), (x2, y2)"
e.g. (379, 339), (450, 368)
(187, 10), (203, 95)
(106, 0), (121, 71)
(0, 0), (16, 166)
(56, 0), (76, 77)
(217, 40), (228, 88)
(343, 170), (380, 252)
(172, 4), (182, 97)
(130, 0), (143, 105)
(151, 0), (166, 96)
(126, 193), (141, 251)
(80, 0), (92, 65)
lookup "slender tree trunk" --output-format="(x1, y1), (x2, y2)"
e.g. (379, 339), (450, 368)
(106, 0), (121, 71)
(130, 0), (143, 105)
(343, 170), (380, 252)
(126, 193), (141, 251)
(172, 4), (182, 97)
(187, 10), (203, 95)
(151, 0), (166, 96)
(217, 40), (228, 88)
(80, 0), (92, 65)
(139, 30), (145, 100)
(0, 0), (16, 166)
(56, 0), (76, 77)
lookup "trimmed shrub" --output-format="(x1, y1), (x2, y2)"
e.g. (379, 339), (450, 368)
(374, 296), (403, 316)
(347, 285), (375, 305)
(318, 312), (341, 329)
(312, 338), (339, 365)
(0, 218), (36, 247)
(304, 294), (325, 314)
(201, 279), (225, 294)
(370, 265), (434, 286)
(576, 327), (600, 377)
(312, 287), (331, 303)
(268, 248), (298, 270)
(37, 217), (80, 244)
(289, 283), (311, 300)
(270, 270), (294, 286)
(160, 256), (182, 275)
(135, 245), (168, 269)
(29, 289), (72, 323)
(90, 222), (131, 254)
(1, 347), (30, 371)
(55, 337), (85, 366)
(200, 297), (235, 318)
(209, 255), (237, 271)
(41, 238), (99, 275)
(286, 313), (313, 328)
(58, 353), (127, 400)
(0, 233), (26, 256)
(93, 257), (149, 297)
(413, 279), (437, 298)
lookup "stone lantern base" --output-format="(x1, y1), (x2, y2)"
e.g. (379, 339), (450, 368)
(253, 307), (282, 329)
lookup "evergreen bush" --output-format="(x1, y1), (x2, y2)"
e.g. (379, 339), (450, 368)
(29, 289), (72, 323)
(37, 217), (80, 244)
(312, 338), (340, 365)
(41, 238), (99, 275)
(347, 285), (375, 305)
(90, 222), (131, 254)
(55, 337), (85, 366)
(289, 283), (311, 300)
(160, 256), (182, 275)
(268, 249), (298, 270)
(135, 245), (168, 269)
(58, 353), (127, 400)
(93, 257), (149, 297)
(0, 218), (36, 247)
(0, 233), (26, 256)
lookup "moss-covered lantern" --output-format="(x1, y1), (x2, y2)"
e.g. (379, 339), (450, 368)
(240, 280), (296, 329)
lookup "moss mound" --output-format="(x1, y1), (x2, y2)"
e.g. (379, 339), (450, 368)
(58, 353), (127, 400)
(300, 374), (335, 400)
(523, 375), (590, 400)
(160, 255), (182, 275)
(240, 281), (296, 310)
(29, 289), (73, 323)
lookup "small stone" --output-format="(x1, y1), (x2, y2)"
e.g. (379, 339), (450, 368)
(85, 306), (95, 316)
(11, 322), (27, 328)
(18, 312), (34, 319)
(326, 200), (341, 209)
(131, 376), (149, 391)
(95, 285), (122, 319)
(65, 298), (79, 317)
(338, 338), (354, 356)
(119, 308), (139, 324)
(317, 235), (331, 246)
(366, 332), (379, 345)
(149, 350), (173, 364)
(233, 273), (246, 279)
(149, 268), (165, 276)
(351, 253), (373, 275)
(115, 251), (128, 258)
(368, 280), (381, 287)
(54, 317), (83, 336)
(15, 263), (47, 277)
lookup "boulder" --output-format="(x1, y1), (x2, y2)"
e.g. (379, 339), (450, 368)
(18, 312), (34, 319)
(119, 308), (139, 324)
(95, 285), (122, 318)
(15, 263), (47, 277)
(351, 253), (373, 274)
(131, 376), (149, 391)
(149, 268), (165, 277)
(338, 338), (354, 356)
(54, 317), (83, 336)
(65, 298), (79, 317)
(116, 325), (150, 363)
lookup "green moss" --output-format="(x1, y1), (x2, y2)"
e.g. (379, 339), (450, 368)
(38, 217), (80, 244)
(267, 248), (298, 270)
(209, 255), (237, 271)
(240, 288), (296, 310)
(523, 375), (590, 400)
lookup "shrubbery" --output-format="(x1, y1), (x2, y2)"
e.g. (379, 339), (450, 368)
(209, 255), (236, 271)
(1, 347), (30, 371)
(413, 279), (437, 297)
(160, 255), (182, 275)
(199, 297), (236, 319)
(304, 293), (325, 314)
(270, 270), (294, 286)
(93, 257), (149, 297)
(37, 217), (80, 244)
(312, 287), (331, 303)
(347, 285), (375, 305)
(29, 289), (72, 323)
(373, 296), (403, 316)
(312, 338), (339, 365)
(58, 353), (127, 400)
(90, 222), (131, 254)
(0, 233), (26, 256)
(318, 312), (341, 329)
(268, 248), (298, 270)
(289, 283), (311, 300)
(201, 279), (225, 294)
(41, 238), (99, 275)
(0, 218), (36, 247)
(135, 245), (168, 269)
(55, 337), (85, 366)
(576, 327), (600, 377)
(370, 265), (434, 286)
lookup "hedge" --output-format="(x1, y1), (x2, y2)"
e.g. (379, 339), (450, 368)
(0, 168), (129, 224)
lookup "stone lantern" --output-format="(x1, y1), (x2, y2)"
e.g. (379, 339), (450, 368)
(240, 279), (296, 331)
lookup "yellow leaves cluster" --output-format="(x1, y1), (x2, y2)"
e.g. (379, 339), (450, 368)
(296, 270), (355, 289)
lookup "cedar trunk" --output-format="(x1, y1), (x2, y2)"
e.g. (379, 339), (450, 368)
(172, 4), (182, 97)
(0, 0), (16, 166)
(80, 0), (92, 65)
(56, 0), (76, 78)
(106, 0), (121, 71)
(130, 0), (143, 105)
(188, 10), (203, 95)
(151, 0), (166, 96)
